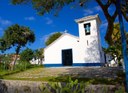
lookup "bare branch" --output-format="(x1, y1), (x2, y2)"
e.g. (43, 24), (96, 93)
(122, 12), (128, 21)
(96, 0), (112, 20)
(105, 0), (111, 8)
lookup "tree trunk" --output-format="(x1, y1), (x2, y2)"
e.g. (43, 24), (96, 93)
(96, 0), (117, 45)
(105, 21), (114, 45)
(40, 58), (43, 65)
(38, 58), (40, 65)
(11, 54), (18, 70)
(11, 46), (20, 70)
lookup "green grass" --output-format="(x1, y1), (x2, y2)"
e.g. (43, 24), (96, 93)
(2, 75), (125, 85)
(0, 65), (43, 79)
(0, 70), (22, 78)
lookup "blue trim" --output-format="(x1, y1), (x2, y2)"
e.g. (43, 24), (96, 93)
(44, 63), (102, 67)
(44, 64), (63, 67)
(73, 63), (101, 66)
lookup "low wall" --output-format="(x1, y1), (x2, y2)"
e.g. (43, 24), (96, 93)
(0, 80), (122, 93)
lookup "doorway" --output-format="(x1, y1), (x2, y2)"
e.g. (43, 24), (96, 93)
(62, 49), (73, 66)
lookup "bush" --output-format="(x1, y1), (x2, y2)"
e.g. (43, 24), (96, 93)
(41, 77), (88, 93)
(15, 61), (32, 71)
(115, 87), (125, 93)
(40, 77), (126, 93)
(0, 54), (11, 70)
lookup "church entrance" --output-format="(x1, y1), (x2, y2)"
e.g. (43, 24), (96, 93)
(62, 49), (73, 66)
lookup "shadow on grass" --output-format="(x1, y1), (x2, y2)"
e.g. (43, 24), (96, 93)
(0, 75), (3, 79)
(48, 67), (125, 85)
(60, 67), (123, 78)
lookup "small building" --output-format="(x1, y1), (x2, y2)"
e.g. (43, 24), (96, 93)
(44, 14), (105, 67)
(30, 58), (44, 65)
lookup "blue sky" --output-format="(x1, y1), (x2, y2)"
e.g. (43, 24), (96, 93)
(0, 0), (128, 53)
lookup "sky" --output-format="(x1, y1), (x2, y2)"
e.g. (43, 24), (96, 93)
(0, 0), (128, 54)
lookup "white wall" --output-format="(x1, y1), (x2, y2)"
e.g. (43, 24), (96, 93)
(44, 34), (80, 64)
(77, 19), (101, 63)
(30, 58), (44, 65)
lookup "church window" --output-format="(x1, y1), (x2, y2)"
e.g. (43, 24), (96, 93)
(84, 23), (91, 35)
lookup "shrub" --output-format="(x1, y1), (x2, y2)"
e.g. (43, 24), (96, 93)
(115, 86), (125, 93)
(40, 77), (88, 93)
(40, 77), (126, 93)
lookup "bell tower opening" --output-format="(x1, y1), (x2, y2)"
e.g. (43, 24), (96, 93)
(84, 23), (91, 35)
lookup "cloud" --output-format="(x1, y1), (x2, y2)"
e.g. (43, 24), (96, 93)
(41, 35), (49, 43)
(0, 17), (12, 36)
(83, 9), (93, 16)
(25, 16), (35, 21)
(45, 17), (53, 25)
(39, 33), (53, 48)
(41, 32), (55, 42)
(83, 6), (102, 16)
(0, 17), (12, 26)
(40, 31), (64, 43)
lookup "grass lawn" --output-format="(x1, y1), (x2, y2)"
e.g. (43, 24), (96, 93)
(0, 69), (22, 77)
(0, 67), (125, 85)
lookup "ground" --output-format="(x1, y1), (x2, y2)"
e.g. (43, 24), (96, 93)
(2, 67), (124, 83)
(0, 66), (125, 93)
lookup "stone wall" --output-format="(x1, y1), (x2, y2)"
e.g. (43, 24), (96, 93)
(0, 80), (122, 93)
(0, 80), (43, 93)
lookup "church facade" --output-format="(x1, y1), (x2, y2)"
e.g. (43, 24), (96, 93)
(44, 14), (105, 67)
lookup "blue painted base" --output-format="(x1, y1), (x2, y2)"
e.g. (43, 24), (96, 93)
(73, 63), (101, 66)
(44, 64), (63, 67)
(44, 63), (102, 67)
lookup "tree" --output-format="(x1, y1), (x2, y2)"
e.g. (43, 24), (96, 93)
(0, 24), (35, 70)
(104, 23), (128, 65)
(45, 32), (62, 46)
(11, 0), (128, 44)
(0, 39), (10, 53)
(20, 48), (34, 69)
(20, 48), (34, 62)
(34, 48), (44, 65)
(103, 46), (122, 65)
(111, 23), (121, 43)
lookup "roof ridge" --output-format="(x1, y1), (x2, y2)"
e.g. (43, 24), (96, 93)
(75, 14), (101, 23)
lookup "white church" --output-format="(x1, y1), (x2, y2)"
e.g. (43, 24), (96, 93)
(43, 14), (105, 67)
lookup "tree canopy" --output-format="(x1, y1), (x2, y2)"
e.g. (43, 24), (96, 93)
(0, 24), (35, 54)
(11, 0), (128, 45)
(20, 48), (34, 62)
(45, 32), (62, 46)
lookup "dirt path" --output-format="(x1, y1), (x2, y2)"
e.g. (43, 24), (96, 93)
(6, 67), (123, 79)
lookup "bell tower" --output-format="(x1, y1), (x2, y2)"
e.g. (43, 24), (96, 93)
(75, 14), (101, 44)
(75, 14), (104, 63)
